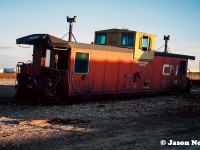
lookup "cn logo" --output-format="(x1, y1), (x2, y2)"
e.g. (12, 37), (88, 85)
(162, 64), (178, 76)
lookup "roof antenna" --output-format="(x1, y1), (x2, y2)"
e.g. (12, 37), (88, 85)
(164, 35), (170, 53)
(66, 16), (77, 42)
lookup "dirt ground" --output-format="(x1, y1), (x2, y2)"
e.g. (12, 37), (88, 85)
(1, 80), (200, 149)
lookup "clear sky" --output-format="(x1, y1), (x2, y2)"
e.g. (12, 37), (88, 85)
(0, 0), (200, 69)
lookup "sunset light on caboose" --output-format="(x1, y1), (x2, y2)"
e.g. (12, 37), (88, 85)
(1, 1), (200, 149)
(14, 15), (195, 103)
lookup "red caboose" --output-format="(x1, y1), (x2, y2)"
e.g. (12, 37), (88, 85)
(15, 21), (195, 103)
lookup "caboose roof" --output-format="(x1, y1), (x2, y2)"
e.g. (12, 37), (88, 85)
(16, 34), (195, 60)
(16, 34), (67, 47)
(95, 28), (136, 34)
(95, 28), (156, 36)
(16, 34), (133, 53)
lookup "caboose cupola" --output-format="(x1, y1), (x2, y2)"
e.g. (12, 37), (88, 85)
(94, 29), (156, 61)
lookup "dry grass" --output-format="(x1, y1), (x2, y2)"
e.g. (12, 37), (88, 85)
(0, 73), (16, 80)
(189, 72), (200, 80)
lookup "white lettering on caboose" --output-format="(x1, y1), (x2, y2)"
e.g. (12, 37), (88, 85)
(162, 64), (178, 76)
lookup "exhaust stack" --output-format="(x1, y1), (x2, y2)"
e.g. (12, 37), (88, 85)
(164, 35), (170, 53)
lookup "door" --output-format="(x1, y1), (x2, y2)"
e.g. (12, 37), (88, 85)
(55, 50), (70, 96)
(71, 51), (90, 94)
(178, 60), (187, 88)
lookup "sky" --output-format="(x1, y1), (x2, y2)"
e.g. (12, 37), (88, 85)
(0, 0), (200, 69)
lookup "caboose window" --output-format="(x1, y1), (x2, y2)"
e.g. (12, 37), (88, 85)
(180, 60), (187, 75)
(41, 49), (51, 67)
(74, 52), (89, 74)
(142, 36), (150, 51)
(122, 34), (134, 46)
(96, 34), (106, 45)
(45, 49), (51, 67)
